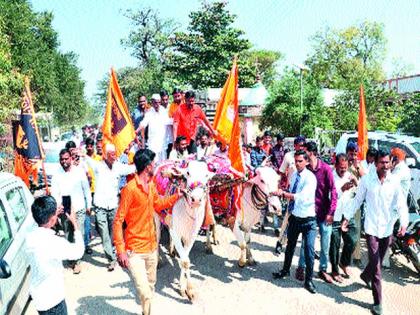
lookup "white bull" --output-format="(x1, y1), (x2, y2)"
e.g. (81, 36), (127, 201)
(167, 160), (212, 301)
(232, 166), (282, 267)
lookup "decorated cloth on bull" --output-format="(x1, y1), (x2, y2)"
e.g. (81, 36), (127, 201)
(204, 155), (245, 227)
(154, 157), (215, 227)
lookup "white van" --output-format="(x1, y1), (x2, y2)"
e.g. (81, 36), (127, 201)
(0, 173), (35, 315)
(335, 131), (420, 211)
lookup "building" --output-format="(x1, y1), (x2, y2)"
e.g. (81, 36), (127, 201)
(202, 80), (268, 144)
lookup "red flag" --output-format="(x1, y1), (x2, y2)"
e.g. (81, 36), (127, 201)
(357, 84), (368, 160)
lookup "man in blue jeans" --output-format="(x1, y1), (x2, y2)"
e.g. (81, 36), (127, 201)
(296, 142), (337, 284)
(272, 150), (318, 293)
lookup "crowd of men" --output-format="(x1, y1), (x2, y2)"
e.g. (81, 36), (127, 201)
(26, 88), (411, 315)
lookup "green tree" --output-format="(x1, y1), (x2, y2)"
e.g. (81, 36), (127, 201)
(240, 49), (283, 87)
(121, 8), (179, 66)
(167, 1), (252, 89)
(0, 17), (24, 135)
(0, 0), (89, 127)
(261, 68), (333, 137)
(398, 93), (420, 135)
(331, 81), (401, 132)
(306, 21), (386, 89)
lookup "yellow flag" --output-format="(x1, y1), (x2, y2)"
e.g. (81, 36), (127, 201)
(101, 68), (135, 157)
(357, 84), (368, 160)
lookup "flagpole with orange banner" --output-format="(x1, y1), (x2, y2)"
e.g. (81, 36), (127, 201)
(213, 58), (246, 223)
(14, 77), (45, 190)
(357, 84), (368, 161)
(101, 68), (136, 157)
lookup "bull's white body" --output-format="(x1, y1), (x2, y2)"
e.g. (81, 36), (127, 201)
(167, 160), (211, 300)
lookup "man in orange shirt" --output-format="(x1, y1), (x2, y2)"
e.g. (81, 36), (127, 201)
(113, 149), (180, 315)
(168, 88), (183, 118)
(172, 90), (216, 154)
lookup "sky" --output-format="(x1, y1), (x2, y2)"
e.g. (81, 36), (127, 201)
(30, 0), (420, 101)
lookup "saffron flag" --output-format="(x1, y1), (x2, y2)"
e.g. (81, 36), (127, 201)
(213, 59), (245, 175)
(101, 68), (136, 157)
(213, 59), (245, 221)
(357, 84), (368, 160)
(13, 77), (44, 187)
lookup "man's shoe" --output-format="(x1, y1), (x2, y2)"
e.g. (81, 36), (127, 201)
(304, 281), (317, 294)
(339, 263), (351, 278)
(274, 228), (280, 237)
(259, 225), (266, 233)
(108, 260), (116, 272)
(272, 270), (290, 279)
(73, 264), (81, 274)
(274, 240), (282, 255)
(295, 266), (305, 281)
(319, 271), (333, 283)
(360, 273), (371, 289)
(85, 246), (93, 255)
(371, 304), (383, 315)
(331, 272), (344, 283)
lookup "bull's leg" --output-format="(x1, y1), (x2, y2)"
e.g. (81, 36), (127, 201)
(183, 260), (195, 302)
(154, 213), (163, 268)
(244, 231), (257, 266)
(232, 219), (247, 268)
(211, 224), (219, 245)
(205, 228), (213, 254)
(169, 228), (190, 297)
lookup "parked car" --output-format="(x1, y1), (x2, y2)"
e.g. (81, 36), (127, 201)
(335, 131), (420, 211)
(0, 172), (35, 315)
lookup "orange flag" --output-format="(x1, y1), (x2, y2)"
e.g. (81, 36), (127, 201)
(213, 59), (245, 174)
(102, 68), (135, 157)
(13, 77), (45, 188)
(357, 84), (368, 160)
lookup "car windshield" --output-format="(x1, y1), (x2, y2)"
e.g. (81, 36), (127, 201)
(44, 148), (60, 163)
(411, 142), (420, 154)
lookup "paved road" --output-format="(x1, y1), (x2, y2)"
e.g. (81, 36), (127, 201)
(25, 224), (419, 315)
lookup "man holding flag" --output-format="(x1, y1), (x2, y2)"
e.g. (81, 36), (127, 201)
(83, 68), (136, 271)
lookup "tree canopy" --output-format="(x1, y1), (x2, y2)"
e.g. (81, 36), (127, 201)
(0, 0), (89, 133)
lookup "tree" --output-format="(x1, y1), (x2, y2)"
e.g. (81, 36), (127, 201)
(398, 93), (420, 135)
(306, 21), (386, 89)
(121, 7), (179, 66)
(240, 49), (283, 87)
(331, 81), (401, 132)
(0, 0), (89, 127)
(0, 17), (23, 136)
(167, 1), (252, 88)
(260, 68), (333, 137)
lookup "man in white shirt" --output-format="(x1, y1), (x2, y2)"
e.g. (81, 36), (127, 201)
(272, 150), (318, 294)
(382, 147), (412, 268)
(329, 153), (358, 282)
(169, 135), (189, 161)
(361, 147), (377, 175)
(84, 143), (136, 271)
(342, 149), (408, 315)
(278, 135), (306, 189)
(137, 93), (172, 162)
(26, 195), (84, 314)
(51, 148), (91, 274)
(196, 132), (216, 160)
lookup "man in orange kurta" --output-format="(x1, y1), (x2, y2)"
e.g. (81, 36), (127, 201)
(113, 148), (180, 315)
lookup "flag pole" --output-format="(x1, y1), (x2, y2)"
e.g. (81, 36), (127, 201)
(41, 161), (50, 195)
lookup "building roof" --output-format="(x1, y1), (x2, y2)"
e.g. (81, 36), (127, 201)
(384, 74), (420, 94)
(207, 82), (268, 106)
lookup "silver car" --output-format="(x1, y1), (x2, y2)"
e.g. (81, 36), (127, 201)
(0, 173), (35, 315)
